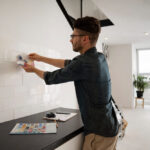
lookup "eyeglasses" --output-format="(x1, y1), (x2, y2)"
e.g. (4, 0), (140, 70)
(70, 34), (86, 39)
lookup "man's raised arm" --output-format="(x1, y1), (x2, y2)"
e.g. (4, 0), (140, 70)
(29, 53), (65, 68)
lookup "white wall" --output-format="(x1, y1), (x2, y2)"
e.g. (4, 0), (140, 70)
(108, 44), (134, 108)
(0, 0), (79, 123)
(131, 44), (137, 106)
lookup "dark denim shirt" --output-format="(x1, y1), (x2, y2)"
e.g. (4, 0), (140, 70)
(44, 47), (119, 137)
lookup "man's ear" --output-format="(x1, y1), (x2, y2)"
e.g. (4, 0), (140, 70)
(83, 35), (90, 43)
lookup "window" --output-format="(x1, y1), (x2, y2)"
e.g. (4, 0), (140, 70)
(137, 49), (150, 75)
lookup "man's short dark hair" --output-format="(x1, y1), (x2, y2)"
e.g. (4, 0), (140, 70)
(74, 16), (101, 44)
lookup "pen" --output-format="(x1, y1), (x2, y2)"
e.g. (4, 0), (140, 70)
(56, 112), (70, 115)
(54, 120), (58, 128)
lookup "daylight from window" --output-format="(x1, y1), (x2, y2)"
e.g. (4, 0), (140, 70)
(138, 49), (150, 74)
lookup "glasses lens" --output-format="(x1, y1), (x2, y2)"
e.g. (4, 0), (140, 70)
(70, 35), (74, 38)
(70, 35), (86, 39)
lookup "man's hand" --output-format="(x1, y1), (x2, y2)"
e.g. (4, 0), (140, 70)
(22, 63), (35, 73)
(28, 53), (42, 61)
(22, 63), (44, 79)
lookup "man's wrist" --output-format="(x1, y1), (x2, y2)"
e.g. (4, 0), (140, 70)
(39, 56), (45, 61)
(33, 67), (44, 79)
(33, 67), (38, 73)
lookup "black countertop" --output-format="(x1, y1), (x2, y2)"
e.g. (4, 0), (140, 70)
(0, 107), (84, 150)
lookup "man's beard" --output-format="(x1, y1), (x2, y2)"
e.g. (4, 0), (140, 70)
(72, 43), (83, 52)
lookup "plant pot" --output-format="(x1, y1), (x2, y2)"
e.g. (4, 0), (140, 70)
(136, 91), (144, 98)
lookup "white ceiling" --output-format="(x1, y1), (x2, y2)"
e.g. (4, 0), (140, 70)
(92, 0), (150, 46)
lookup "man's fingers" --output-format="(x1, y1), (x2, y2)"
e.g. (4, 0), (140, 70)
(21, 63), (34, 72)
(22, 63), (29, 68)
(28, 53), (38, 60)
(29, 53), (36, 56)
(28, 53), (35, 58)
(21, 65), (27, 72)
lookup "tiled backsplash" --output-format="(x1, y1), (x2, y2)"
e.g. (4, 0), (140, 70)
(0, 48), (62, 123)
(0, 0), (78, 123)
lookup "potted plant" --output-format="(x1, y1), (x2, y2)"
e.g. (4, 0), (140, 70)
(133, 75), (149, 98)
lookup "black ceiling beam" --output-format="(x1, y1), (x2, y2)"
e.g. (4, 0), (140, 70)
(100, 19), (114, 27)
(81, 0), (83, 18)
(56, 0), (74, 29)
(56, 0), (114, 29)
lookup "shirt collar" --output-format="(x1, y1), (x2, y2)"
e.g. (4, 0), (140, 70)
(84, 47), (97, 55)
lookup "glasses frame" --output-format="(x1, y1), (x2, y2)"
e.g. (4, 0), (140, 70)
(70, 34), (86, 39)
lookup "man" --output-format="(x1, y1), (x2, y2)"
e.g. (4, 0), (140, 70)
(22, 16), (119, 150)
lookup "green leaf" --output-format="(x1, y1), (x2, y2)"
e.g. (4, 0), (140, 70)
(133, 74), (149, 91)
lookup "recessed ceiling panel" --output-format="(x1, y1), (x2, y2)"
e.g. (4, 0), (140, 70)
(56, 0), (114, 29)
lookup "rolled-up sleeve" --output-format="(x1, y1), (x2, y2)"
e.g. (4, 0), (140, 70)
(44, 57), (85, 85)
(64, 59), (71, 66)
